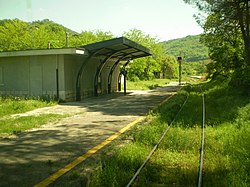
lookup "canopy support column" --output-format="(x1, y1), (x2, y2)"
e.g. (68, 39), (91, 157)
(118, 59), (131, 95)
(108, 59), (120, 94)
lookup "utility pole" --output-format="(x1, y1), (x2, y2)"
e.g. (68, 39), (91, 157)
(177, 56), (182, 85)
(65, 32), (69, 48)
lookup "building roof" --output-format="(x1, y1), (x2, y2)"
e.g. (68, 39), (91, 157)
(0, 48), (86, 57)
(0, 37), (151, 60)
(79, 37), (151, 60)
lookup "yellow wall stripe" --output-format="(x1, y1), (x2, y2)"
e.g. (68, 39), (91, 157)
(34, 117), (144, 187)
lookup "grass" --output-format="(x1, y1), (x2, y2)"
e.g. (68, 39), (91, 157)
(61, 77), (250, 187)
(126, 78), (203, 91)
(0, 96), (56, 118)
(126, 79), (172, 90)
(0, 114), (66, 137)
(0, 97), (62, 137)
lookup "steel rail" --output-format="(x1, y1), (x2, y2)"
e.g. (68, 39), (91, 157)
(198, 88), (205, 187)
(126, 93), (189, 187)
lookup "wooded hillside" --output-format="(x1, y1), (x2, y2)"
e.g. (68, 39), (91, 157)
(0, 19), (114, 51)
(160, 35), (209, 62)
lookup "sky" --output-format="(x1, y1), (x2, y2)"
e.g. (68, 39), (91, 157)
(0, 0), (203, 41)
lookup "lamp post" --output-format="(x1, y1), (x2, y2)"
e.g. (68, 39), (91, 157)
(177, 56), (182, 85)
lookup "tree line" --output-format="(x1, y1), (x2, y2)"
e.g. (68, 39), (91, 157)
(0, 19), (180, 81)
(184, 0), (250, 87)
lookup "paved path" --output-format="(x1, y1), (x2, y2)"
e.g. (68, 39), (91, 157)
(0, 83), (180, 187)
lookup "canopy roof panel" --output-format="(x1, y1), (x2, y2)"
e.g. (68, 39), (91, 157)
(0, 48), (86, 57)
(79, 37), (151, 60)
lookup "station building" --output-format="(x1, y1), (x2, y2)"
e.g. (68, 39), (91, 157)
(0, 37), (151, 101)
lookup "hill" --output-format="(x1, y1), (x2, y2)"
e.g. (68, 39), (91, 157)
(0, 19), (114, 51)
(31, 19), (78, 35)
(160, 35), (209, 62)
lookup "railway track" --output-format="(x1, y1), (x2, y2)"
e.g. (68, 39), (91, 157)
(198, 87), (205, 187)
(126, 87), (206, 187)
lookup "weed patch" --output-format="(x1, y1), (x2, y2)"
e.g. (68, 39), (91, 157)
(0, 114), (66, 137)
(0, 97), (56, 118)
(126, 79), (171, 90)
(89, 143), (151, 187)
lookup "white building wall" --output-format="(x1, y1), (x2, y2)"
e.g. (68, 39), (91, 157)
(0, 50), (121, 101)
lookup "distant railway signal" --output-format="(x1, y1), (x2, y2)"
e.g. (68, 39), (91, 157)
(177, 56), (182, 85)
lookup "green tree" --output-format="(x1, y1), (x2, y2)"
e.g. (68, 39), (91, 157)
(0, 19), (115, 51)
(200, 14), (245, 77)
(161, 55), (178, 79)
(0, 19), (66, 51)
(68, 30), (114, 48)
(0, 19), (32, 51)
(184, 0), (250, 83)
(123, 29), (174, 80)
(32, 19), (67, 48)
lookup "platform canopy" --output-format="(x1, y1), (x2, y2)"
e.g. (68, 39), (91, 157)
(78, 37), (151, 60)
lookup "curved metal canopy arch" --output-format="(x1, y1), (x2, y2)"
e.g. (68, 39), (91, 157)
(107, 54), (132, 94)
(76, 49), (104, 101)
(76, 37), (151, 100)
(93, 49), (125, 96)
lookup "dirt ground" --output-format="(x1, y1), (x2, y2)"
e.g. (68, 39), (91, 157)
(0, 82), (181, 187)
